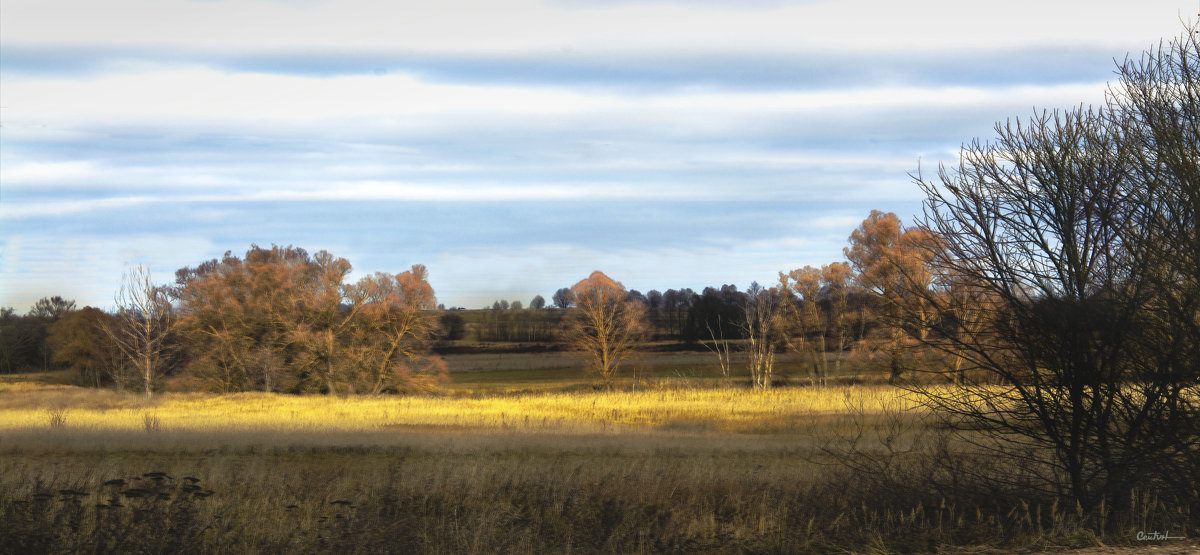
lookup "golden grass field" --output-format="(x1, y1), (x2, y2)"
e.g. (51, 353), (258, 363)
(1, 375), (1192, 553)
(0, 380), (922, 436)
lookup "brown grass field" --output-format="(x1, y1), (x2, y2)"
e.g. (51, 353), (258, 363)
(0, 360), (1194, 554)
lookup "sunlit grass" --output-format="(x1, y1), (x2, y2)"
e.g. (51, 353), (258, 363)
(0, 382), (925, 436)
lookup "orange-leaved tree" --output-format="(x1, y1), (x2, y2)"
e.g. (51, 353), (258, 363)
(844, 210), (936, 382)
(174, 245), (442, 394)
(346, 265), (446, 394)
(564, 271), (647, 384)
(778, 262), (856, 386)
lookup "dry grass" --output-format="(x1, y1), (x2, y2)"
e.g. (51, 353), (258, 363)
(0, 379), (1192, 553)
(0, 381), (923, 437)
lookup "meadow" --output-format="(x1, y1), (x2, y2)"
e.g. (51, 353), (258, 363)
(0, 371), (1192, 554)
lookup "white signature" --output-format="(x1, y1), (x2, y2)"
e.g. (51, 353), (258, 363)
(1136, 531), (1186, 541)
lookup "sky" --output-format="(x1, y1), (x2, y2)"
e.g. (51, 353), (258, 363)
(1, 0), (1194, 311)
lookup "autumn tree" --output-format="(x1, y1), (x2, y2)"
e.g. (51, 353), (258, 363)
(778, 262), (856, 386)
(563, 271), (647, 384)
(174, 245), (443, 394)
(844, 210), (935, 382)
(174, 246), (311, 392)
(285, 250), (362, 394)
(821, 262), (857, 377)
(778, 266), (825, 385)
(343, 266), (446, 394)
(529, 295), (546, 310)
(107, 266), (176, 396)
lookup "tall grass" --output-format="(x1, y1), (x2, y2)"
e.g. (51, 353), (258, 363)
(1, 382), (1193, 553)
(0, 382), (922, 436)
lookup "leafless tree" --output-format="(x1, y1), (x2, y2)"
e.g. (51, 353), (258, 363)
(702, 317), (733, 383)
(741, 283), (781, 389)
(107, 266), (175, 397)
(564, 271), (647, 384)
(906, 24), (1199, 512)
(28, 296), (76, 321)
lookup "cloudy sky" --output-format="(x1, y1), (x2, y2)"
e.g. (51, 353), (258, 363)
(0, 0), (1193, 311)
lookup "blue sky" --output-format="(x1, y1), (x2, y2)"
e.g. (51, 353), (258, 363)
(1, 0), (1193, 310)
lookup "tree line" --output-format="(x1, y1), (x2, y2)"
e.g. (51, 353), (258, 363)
(0, 217), (906, 393)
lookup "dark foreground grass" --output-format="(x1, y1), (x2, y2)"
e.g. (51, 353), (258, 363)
(3, 436), (1193, 554)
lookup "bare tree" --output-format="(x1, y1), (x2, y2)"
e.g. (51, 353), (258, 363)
(28, 296), (76, 321)
(107, 266), (175, 396)
(552, 287), (574, 309)
(702, 317), (733, 383)
(907, 25), (1199, 512)
(741, 282), (781, 389)
(564, 271), (647, 384)
(1106, 21), (1200, 497)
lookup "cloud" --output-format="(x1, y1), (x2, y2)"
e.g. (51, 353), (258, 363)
(3, 0), (1188, 310)
(0, 161), (98, 183)
(2, 43), (1121, 91)
(2, 0), (1184, 54)
(0, 65), (1112, 128)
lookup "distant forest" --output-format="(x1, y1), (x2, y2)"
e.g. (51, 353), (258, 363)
(0, 208), (906, 393)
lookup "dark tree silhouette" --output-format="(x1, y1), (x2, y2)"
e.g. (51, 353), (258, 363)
(907, 25), (1199, 513)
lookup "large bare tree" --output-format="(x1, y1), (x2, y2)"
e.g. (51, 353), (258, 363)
(907, 24), (1199, 512)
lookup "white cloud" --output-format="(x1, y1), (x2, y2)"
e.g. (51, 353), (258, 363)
(2, 0), (1186, 54)
(0, 161), (98, 183)
(1, 65), (1110, 137)
(0, 197), (160, 218)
